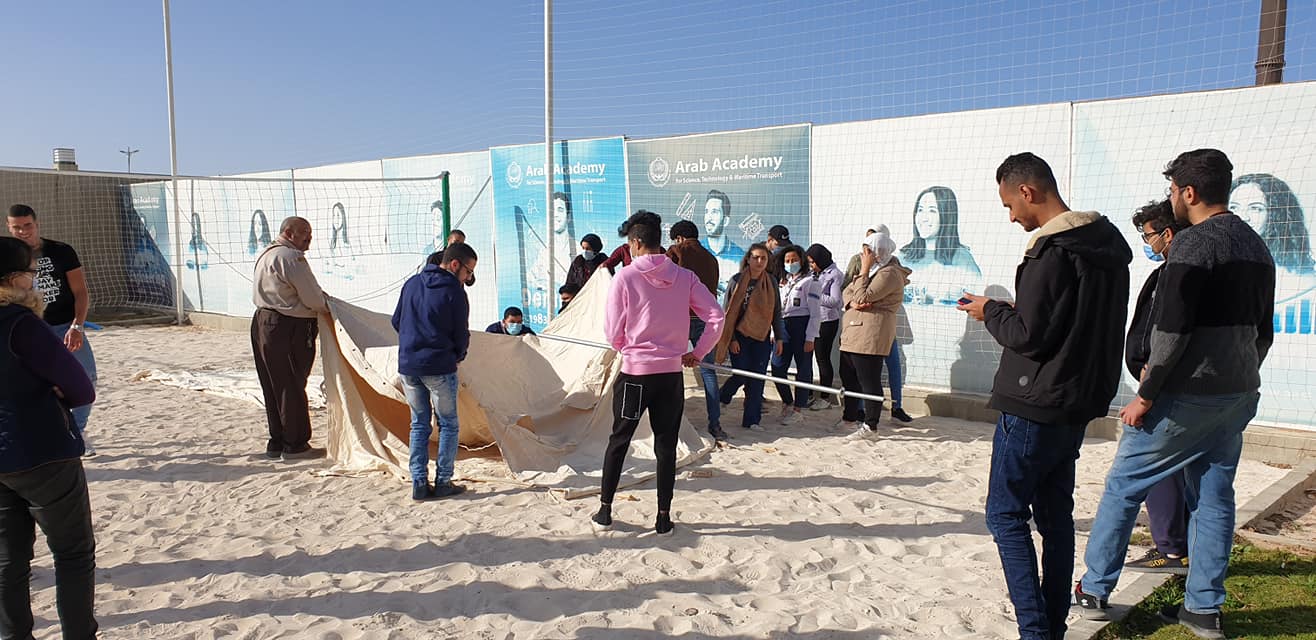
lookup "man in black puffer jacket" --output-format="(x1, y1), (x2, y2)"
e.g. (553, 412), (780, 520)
(959, 152), (1131, 640)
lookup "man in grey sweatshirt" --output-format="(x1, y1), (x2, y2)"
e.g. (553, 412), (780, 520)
(1075, 149), (1275, 640)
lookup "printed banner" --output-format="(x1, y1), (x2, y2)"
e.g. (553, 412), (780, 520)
(382, 151), (495, 321)
(489, 137), (628, 329)
(627, 125), (811, 296)
(122, 182), (174, 308)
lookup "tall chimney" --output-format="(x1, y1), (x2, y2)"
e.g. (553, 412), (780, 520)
(1255, 0), (1287, 85)
(53, 147), (78, 171)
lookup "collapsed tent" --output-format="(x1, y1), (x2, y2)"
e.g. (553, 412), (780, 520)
(319, 269), (715, 498)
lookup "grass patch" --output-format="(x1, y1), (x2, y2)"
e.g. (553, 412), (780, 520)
(1093, 545), (1316, 639)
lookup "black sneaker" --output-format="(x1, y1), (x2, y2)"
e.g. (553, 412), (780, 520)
(1159, 604), (1225, 639)
(655, 511), (673, 535)
(264, 449), (283, 460)
(412, 483), (434, 501)
(1125, 549), (1189, 575)
(432, 482), (467, 498)
(890, 407), (913, 423)
(281, 446), (327, 461)
(709, 425), (729, 441)
(1074, 582), (1111, 620)
(591, 504), (613, 529)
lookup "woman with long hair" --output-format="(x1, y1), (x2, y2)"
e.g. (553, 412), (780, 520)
(715, 243), (785, 433)
(0, 237), (98, 638)
(900, 186), (981, 304)
(840, 226), (911, 440)
(772, 244), (820, 425)
(247, 209), (271, 256)
(1229, 173), (1314, 274)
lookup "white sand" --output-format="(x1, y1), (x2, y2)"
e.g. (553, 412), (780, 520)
(25, 325), (1290, 639)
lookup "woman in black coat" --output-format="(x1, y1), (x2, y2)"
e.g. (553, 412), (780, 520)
(566, 233), (607, 289)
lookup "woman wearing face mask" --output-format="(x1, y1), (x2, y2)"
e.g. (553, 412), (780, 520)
(566, 233), (607, 290)
(0, 236), (98, 639)
(839, 226), (911, 441)
(771, 245), (821, 425)
(1123, 199), (1193, 575)
(715, 243), (786, 433)
(806, 244), (845, 411)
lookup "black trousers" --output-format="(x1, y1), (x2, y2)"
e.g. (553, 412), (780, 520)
(814, 319), (839, 402)
(599, 372), (684, 513)
(251, 308), (318, 453)
(0, 459), (97, 640)
(840, 351), (885, 427)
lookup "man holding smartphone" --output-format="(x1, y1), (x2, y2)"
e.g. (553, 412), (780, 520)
(958, 153), (1131, 640)
(592, 211), (725, 535)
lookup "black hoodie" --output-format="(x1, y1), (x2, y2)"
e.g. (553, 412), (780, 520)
(983, 211), (1132, 425)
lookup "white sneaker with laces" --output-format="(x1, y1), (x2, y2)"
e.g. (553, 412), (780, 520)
(82, 435), (96, 457)
(844, 425), (878, 441)
(744, 424), (765, 432)
(781, 410), (804, 426)
(808, 398), (833, 411)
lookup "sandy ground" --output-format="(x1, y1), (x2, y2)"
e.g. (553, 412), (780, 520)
(24, 325), (1292, 639)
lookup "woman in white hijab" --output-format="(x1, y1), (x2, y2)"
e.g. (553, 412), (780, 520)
(838, 225), (912, 441)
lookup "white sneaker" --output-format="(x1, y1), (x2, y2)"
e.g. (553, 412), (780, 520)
(82, 435), (96, 457)
(808, 398), (833, 411)
(781, 410), (804, 426)
(844, 425), (878, 441)
(744, 424), (765, 432)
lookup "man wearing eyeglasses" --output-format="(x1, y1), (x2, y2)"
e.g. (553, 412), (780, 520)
(252, 216), (329, 461)
(392, 243), (477, 501)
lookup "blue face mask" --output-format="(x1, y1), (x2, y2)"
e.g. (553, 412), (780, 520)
(582, 250), (597, 261)
(785, 262), (801, 275)
(1143, 244), (1165, 263)
(506, 322), (523, 335)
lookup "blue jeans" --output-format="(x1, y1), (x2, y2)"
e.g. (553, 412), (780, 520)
(985, 413), (1086, 640)
(719, 333), (773, 428)
(884, 338), (903, 408)
(1081, 391), (1258, 614)
(400, 373), (460, 489)
(50, 323), (96, 437)
(689, 317), (722, 430)
(772, 315), (814, 408)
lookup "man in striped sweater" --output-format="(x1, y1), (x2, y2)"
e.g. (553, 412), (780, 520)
(1076, 149), (1275, 639)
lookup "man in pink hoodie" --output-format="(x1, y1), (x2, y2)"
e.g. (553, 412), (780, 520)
(594, 211), (725, 535)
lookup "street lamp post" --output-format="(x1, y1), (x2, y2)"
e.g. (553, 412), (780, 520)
(120, 147), (140, 173)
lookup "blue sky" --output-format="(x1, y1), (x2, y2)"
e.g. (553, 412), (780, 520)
(2, 1), (1311, 176)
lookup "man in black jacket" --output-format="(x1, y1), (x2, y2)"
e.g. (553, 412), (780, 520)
(959, 152), (1131, 640)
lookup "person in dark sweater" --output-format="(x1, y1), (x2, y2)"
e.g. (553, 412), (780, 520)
(666, 220), (724, 439)
(0, 236), (98, 639)
(485, 306), (537, 336)
(392, 244), (477, 501)
(959, 152), (1131, 640)
(1121, 199), (1192, 576)
(565, 233), (607, 290)
(1078, 150), (1275, 639)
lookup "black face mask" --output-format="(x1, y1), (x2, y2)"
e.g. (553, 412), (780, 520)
(465, 274), (475, 287)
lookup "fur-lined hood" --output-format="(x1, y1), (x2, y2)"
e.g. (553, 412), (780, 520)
(0, 285), (45, 316)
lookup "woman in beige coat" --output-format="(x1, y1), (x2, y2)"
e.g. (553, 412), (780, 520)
(839, 226), (911, 440)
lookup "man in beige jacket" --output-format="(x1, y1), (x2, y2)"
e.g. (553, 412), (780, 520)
(252, 216), (328, 461)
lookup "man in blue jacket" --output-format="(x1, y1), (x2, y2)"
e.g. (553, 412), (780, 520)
(392, 243), (477, 501)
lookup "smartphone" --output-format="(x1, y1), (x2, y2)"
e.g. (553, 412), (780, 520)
(957, 294), (974, 306)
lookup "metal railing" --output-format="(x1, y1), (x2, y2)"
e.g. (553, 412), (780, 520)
(535, 331), (886, 404)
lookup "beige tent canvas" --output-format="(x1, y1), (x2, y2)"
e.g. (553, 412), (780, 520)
(319, 268), (715, 498)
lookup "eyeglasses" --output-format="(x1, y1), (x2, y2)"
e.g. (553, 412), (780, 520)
(1140, 228), (1167, 244)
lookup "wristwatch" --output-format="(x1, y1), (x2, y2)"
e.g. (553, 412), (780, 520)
(69, 323), (83, 333)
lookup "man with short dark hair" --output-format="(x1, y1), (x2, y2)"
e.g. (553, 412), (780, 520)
(1120, 199), (1192, 577)
(6, 204), (97, 454)
(393, 243), (477, 501)
(1077, 150), (1274, 639)
(959, 152), (1131, 640)
(447, 229), (466, 246)
(252, 216), (329, 461)
(593, 211), (724, 535)
(766, 225), (791, 253)
(557, 283), (580, 313)
(667, 219), (725, 440)
(486, 306), (536, 336)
